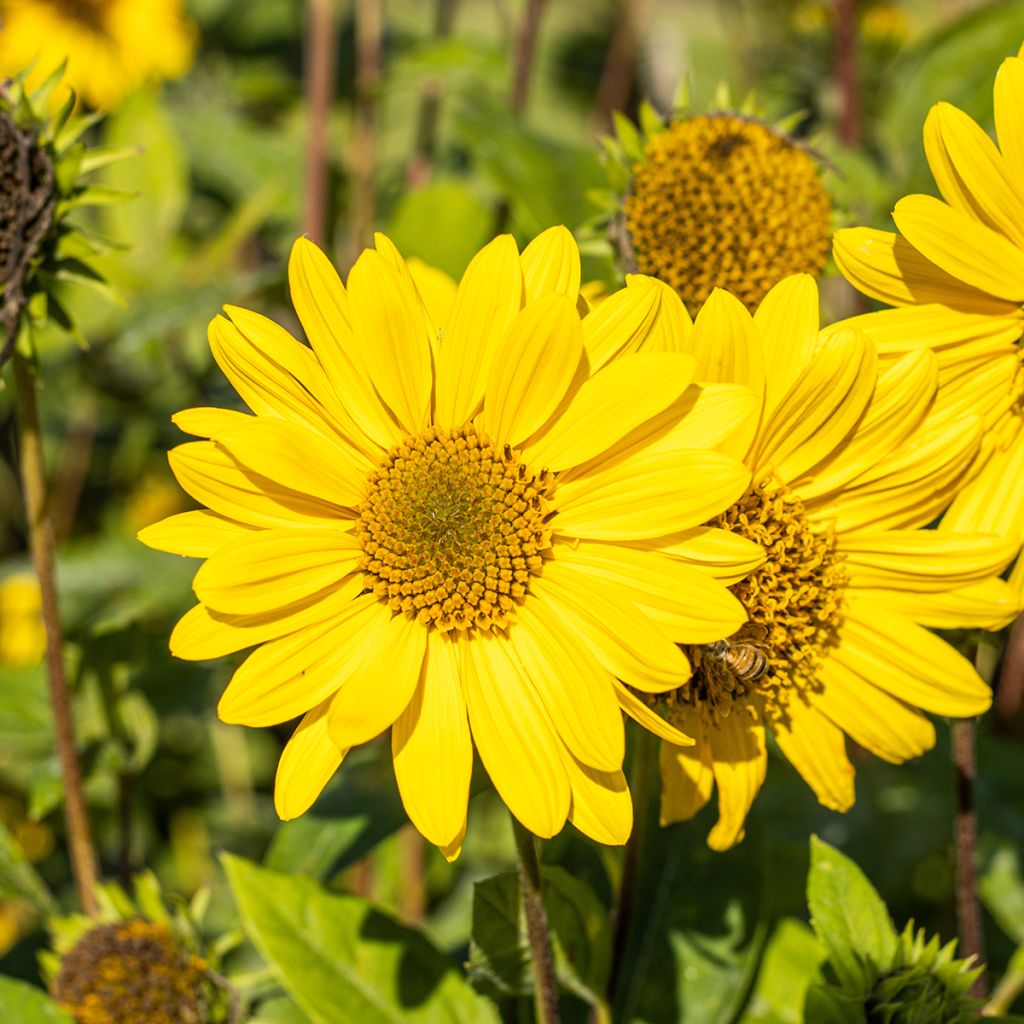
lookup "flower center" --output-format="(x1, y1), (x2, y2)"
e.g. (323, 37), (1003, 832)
(622, 113), (832, 313)
(655, 478), (845, 728)
(356, 424), (553, 634)
(52, 920), (209, 1024)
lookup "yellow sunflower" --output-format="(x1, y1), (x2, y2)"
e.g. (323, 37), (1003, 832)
(833, 44), (1024, 566)
(0, 0), (196, 110)
(634, 273), (1017, 850)
(0, 573), (46, 667)
(140, 227), (762, 857)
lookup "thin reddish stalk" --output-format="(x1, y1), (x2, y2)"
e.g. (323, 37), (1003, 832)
(12, 351), (99, 915)
(834, 0), (861, 145)
(590, 0), (644, 133)
(510, 0), (548, 116)
(303, 0), (335, 245)
(351, 0), (383, 260)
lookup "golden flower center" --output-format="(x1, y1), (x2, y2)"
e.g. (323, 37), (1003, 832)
(356, 424), (553, 634)
(656, 478), (845, 728)
(623, 113), (832, 313)
(52, 920), (208, 1024)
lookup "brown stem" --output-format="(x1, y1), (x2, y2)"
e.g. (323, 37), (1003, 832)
(834, 0), (861, 146)
(351, 0), (383, 261)
(995, 612), (1024, 729)
(608, 726), (655, 1006)
(590, 0), (645, 133)
(396, 825), (426, 922)
(510, 0), (547, 116)
(406, 0), (460, 188)
(952, 717), (987, 997)
(12, 350), (99, 915)
(511, 815), (560, 1024)
(303, 0), (335, 246)
(51, 392), (98, 544)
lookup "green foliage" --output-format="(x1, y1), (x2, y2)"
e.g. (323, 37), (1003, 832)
(223, 854), (499, 1024)
(0, 976), (72, 1023)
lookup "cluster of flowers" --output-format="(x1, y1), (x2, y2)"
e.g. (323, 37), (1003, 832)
(136, 45), (1024, 857)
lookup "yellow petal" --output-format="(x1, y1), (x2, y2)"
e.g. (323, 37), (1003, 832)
(626, 274), (694, 354)
(838, 601), (992, 717)
(941, 427), (1024, 541)
(772, 698), (854, 813)
(795, 348), (937, 503)
(614, 683), (695, 746)
(658, 707), (713, 824)
(924, 101), (1024, 249)
(855, 579), (1018, 633)
(172, 407), (252, 437)
(407, 258), (458, 329)
(563, 748), (632, 846)
(549, 540), (748, 644)
(288, 236), (401, 450)
(168, 441), (345, 528)
(274, 699), (347, 820)
(583, 278), (662, 370)
(651, 526), (766, 585)
(218, 592), (379, 724)
(194, 527), (361, 615)
(326, 612), (427, 749)
(686, 287), (765, 390)
(842, 529), (1018, 591)
(523, 352), (695, 471)
(753, 327), (876, 485)
(814, 657), (935, 763)
(435, 234), (524, 426)
(392, 631), (473, 850)
(995, 56), (1024, 183)
(535, 566), (692, 694)
(520, 225), (581, 303)
(346, 248), (433, 434)
(707, 706), (767, 851)
(509, 601), (623, 771)
(138, 510), (256, 558)
(753, 274), (820, 421)
(645, 383), (759, 456)
(832, 227), (1015, 313)
(462, 631), (571, 838)
(170, 580), (361, 661)
(893, 194), (1024, 302)
(479, 294), (583, 447)
(556, 448), (750, 540)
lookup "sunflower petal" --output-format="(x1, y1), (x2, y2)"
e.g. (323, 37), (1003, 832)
(138, 510), (256, 558)
(563, 748), (632, 846)
(658, 707), (713, 823)
(392, 631), (472, 850)
(857, 580), (1017, 631)
(707, 707), (767, 851)
(613, 681), (695, 746)
(274, 699), (347, 820)
(520, 225), (581, 303)
(995, 56), (1024, 183)
(753, 274), (819, 420)
(772, 699), (854, 812)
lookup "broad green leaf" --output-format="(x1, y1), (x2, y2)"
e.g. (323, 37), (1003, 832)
(739, 918), (825, 1024)
(0, 663), (53, 759)
(542, 866), (611, 1005)
(0, 977), (73, 1023)
(250, 998), (318, 1024)
(807, 836), (896, 992)
(467, 871), (528, 999)
(223, 854), (499, 1024)
(980, 846), (1024, 945)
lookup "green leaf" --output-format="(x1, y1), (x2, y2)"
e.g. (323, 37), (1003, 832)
(0, 818), (57, 914)
(250, 998), (318, 1024)
(980, 846), (1024, 945)
(807, 836), (896, 992)
(542, 866), (611, 1005)
(0, 663), (53, 758)
(223, 854), (499, 1024)
(0, 977), (73, 1023)
(467, 871), (528, 999)
(739, 918), (825, 1024)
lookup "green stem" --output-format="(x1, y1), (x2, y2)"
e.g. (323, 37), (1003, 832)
(511, 814), (560, 1024)
(608, 725), (657, 1007)
(12, 350), (99, 915)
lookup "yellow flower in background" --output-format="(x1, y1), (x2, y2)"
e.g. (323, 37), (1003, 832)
(0, 0), (196, 110)
(140, 227), (760, 856)
(634, 274), (1016, 850)
(617, 111), (832, 313)
(0, 573), (46, 666)
(833, 45), (1024, 570)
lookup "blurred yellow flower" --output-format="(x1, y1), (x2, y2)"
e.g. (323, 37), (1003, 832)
(635, 275), (1015, 850)
(834, 45), (1024, 579)
(123, 472), (188, 534)
(0, 0), (196, 110)
(140, 227), (757, 856)
(622, 113), (832, 313)
(0, 573), (46, 666)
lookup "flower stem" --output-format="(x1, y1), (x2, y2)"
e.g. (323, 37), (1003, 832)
(303, 0), (335, 246)
(952, 716), (987, 998)
(510, 814), (560, 1024)
(12, 350), (99, 915)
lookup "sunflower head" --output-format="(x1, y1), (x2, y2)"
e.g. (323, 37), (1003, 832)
(0, 66), (125, 364)
(599, 98), (832, 313)
(43, 872), (234, 1024)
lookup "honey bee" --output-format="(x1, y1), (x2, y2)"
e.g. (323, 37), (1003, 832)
(695, 623), (772, 689)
